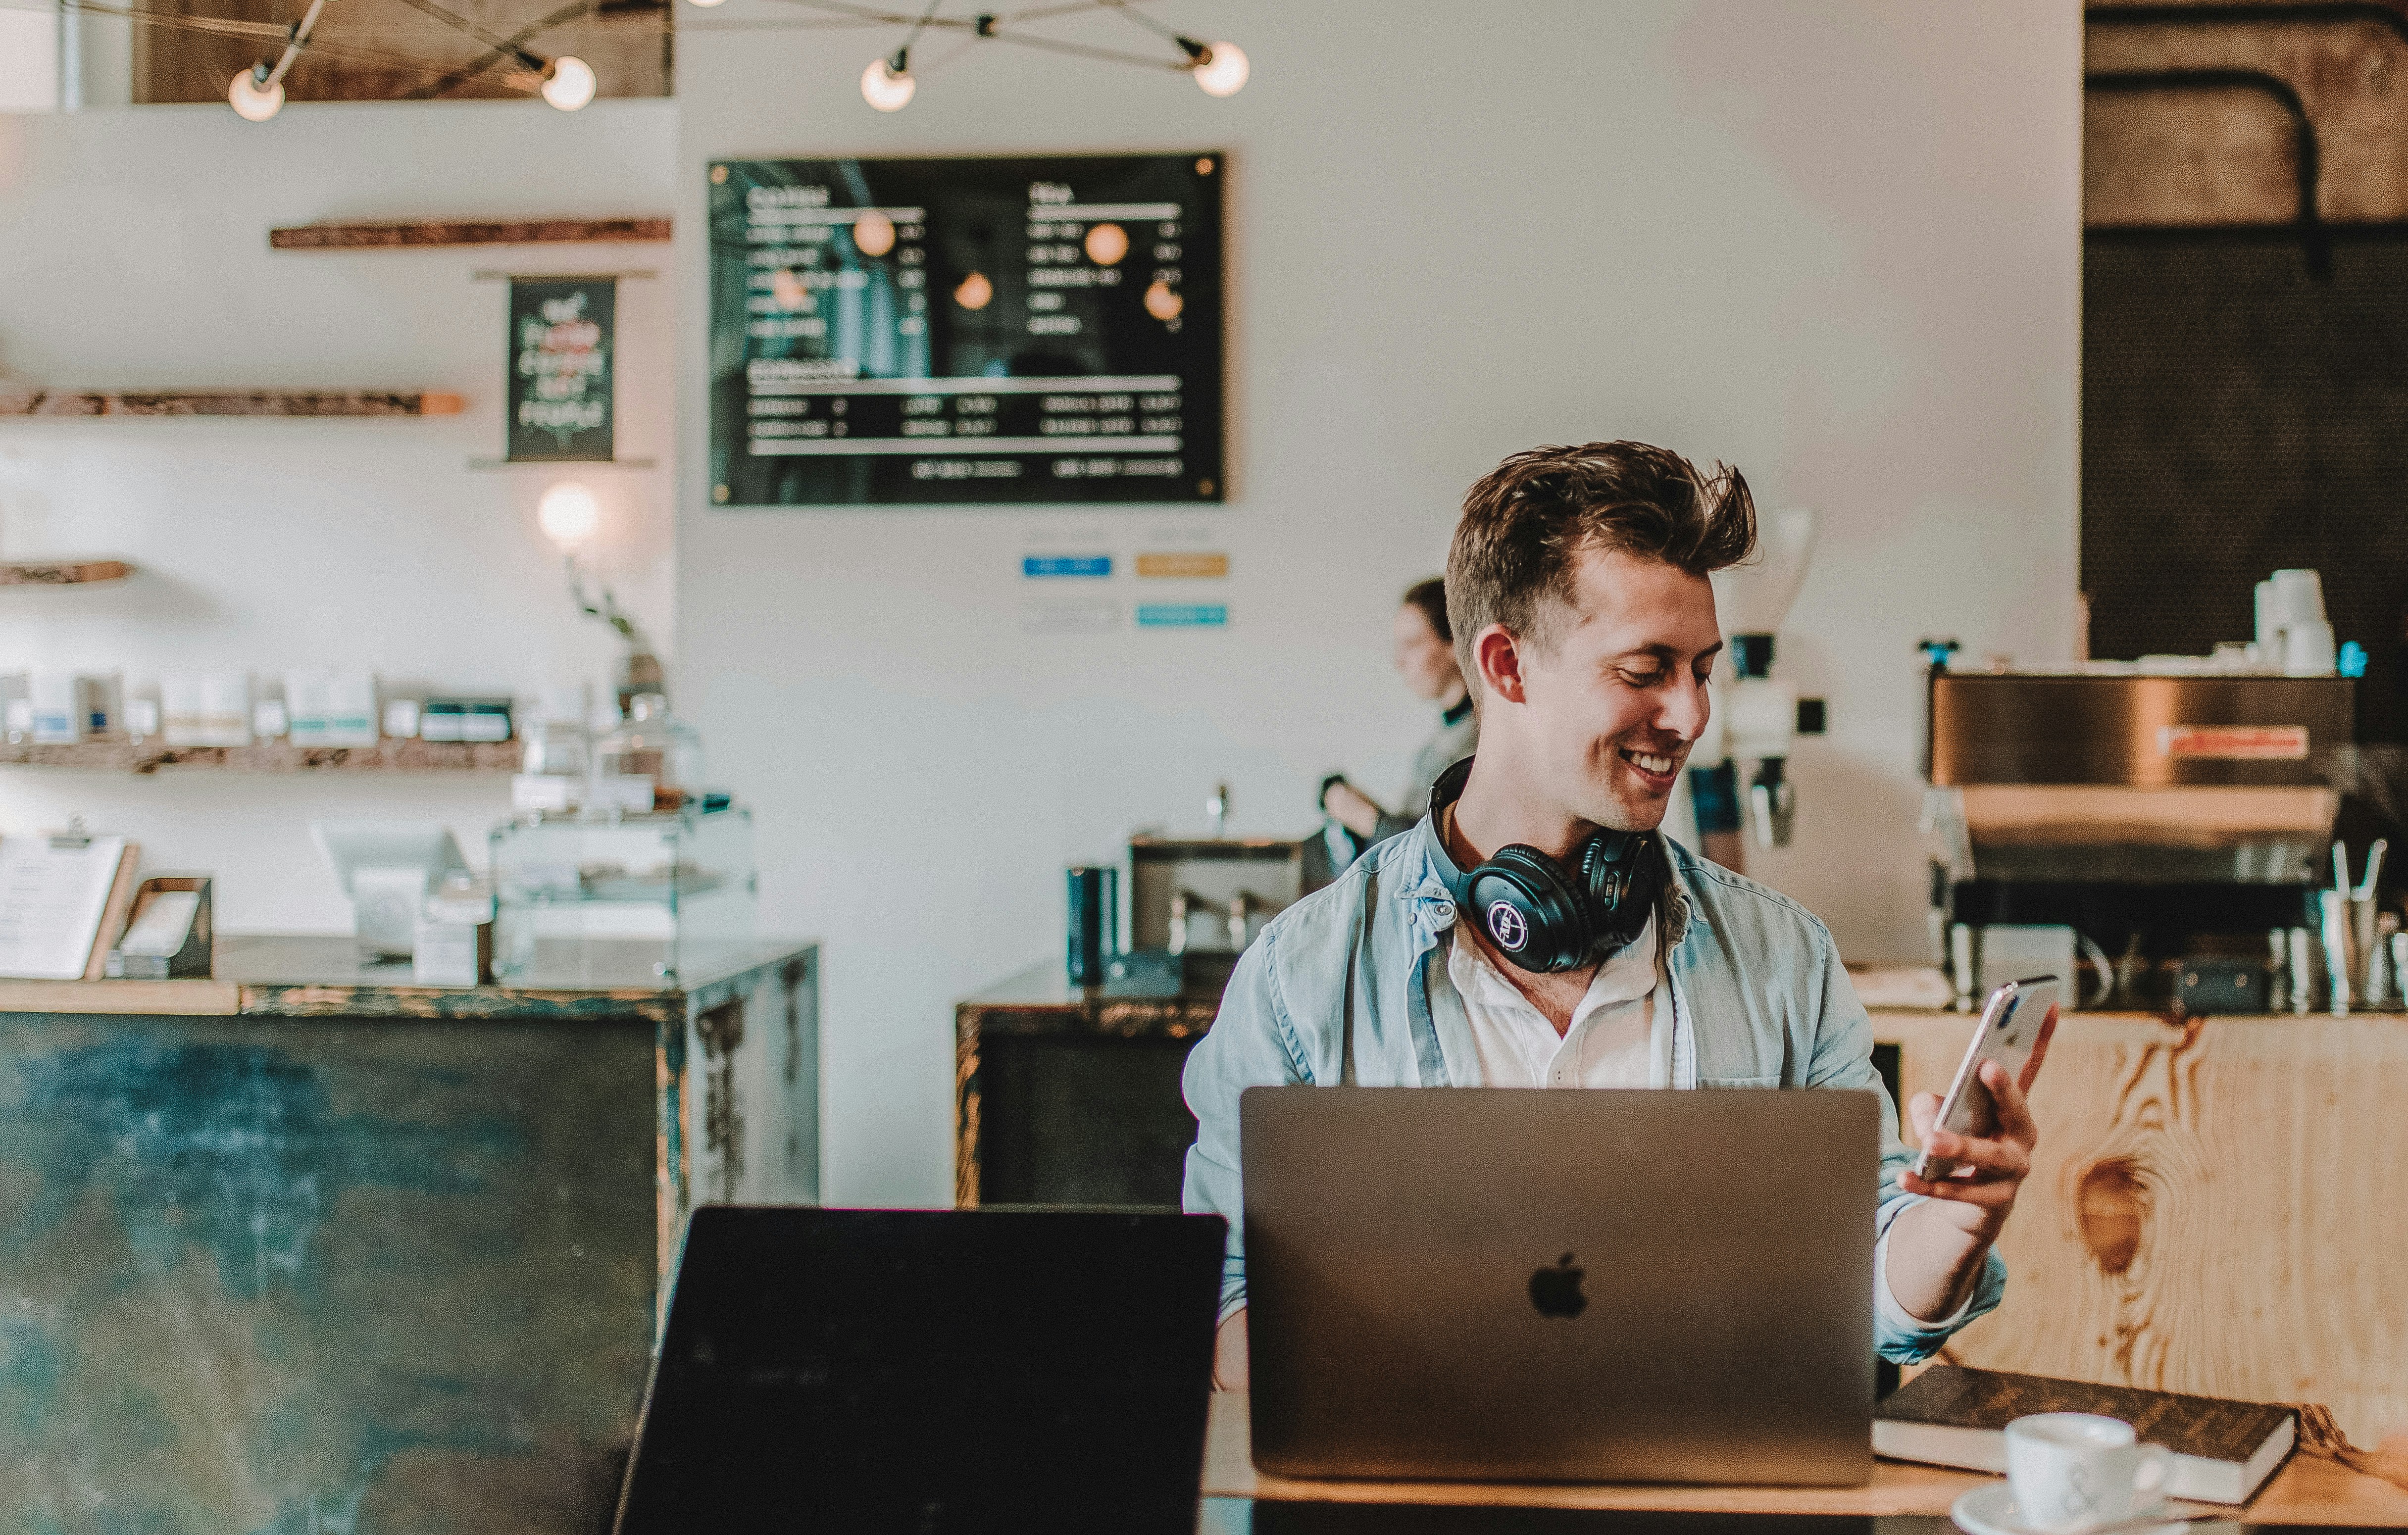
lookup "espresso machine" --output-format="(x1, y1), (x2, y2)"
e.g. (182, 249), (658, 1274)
(1091, 782), (1321, 996)
(1923, 666), (2355, 1011)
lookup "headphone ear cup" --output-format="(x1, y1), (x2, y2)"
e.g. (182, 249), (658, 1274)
(1466, 845), (1593, 974)
(1577, 831), (1660, 950)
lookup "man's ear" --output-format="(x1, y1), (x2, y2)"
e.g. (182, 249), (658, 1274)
(1472, 624), (1527, 705)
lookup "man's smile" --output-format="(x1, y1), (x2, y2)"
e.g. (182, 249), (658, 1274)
(1618, 745), (1682, 791)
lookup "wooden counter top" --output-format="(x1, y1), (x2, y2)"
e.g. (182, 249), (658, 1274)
(1201, 1393), (2408, 1524)
(955, 957), (1235, 1040)
(0, 934), (816, 1024)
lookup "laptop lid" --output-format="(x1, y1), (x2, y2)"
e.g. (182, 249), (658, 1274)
(1241, 1088), (1877, 1486)
(613, 1206), (1225, 1535)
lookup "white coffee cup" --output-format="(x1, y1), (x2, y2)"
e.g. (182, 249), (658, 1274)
(2005, 1413), (2172, 1534)
(2266, 568), (2327, 627)
(2281, 617), (2337, 677)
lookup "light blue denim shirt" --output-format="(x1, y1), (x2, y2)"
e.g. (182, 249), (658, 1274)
(1179, 814), (2006, 1364)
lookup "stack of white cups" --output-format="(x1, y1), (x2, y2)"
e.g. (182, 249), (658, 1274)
(2256, 569), (2337, 676)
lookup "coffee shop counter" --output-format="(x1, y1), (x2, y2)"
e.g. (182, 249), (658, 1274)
(1873, 1006), (2408, 1461)
(0, 934), (818, 1535)
(956, 960), (2408, 1463)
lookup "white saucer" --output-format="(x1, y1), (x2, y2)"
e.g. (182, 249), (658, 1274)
(1952, 1481), (2187, 1535)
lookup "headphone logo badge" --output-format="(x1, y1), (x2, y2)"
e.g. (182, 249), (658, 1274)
(1487, 900), (1529, 951)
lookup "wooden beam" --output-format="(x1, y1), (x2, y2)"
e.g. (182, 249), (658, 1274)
(0, 739), (519, 773)
(0, 390), (463, 417)
(0, 559), (132, 586)
(270, 217), (672, 250)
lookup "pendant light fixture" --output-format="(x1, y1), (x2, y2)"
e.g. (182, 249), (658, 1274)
(860, 50), (915, 111)
(1181, 38), (1248, 97)
(823, 2), (1245, 112)
(225, 0), (327, 121)
(538, 54), (597, 110)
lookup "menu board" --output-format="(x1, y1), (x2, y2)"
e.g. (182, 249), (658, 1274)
(708, 153), (1223, 506)
(507, 277), (615, 462)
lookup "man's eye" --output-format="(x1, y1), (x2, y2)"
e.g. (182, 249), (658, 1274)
(1621, 668), (1667, 687)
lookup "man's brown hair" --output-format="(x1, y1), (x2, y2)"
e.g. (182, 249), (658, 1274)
(1445, 441), (1757, 678)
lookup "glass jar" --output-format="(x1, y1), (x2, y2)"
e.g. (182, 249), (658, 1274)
(521, 715), (592, 781)
(593, 693), (703, 802)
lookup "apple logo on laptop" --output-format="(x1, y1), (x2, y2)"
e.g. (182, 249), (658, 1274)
(1529, 1253), (1586, 1318)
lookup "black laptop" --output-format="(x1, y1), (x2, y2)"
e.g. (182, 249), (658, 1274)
(613, 1205), (1226, 1535)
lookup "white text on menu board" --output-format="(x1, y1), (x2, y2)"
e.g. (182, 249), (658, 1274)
(738, 174), (1186, 483)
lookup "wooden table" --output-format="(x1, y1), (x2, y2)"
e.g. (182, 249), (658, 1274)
(1201, 1393), (2408, 1525)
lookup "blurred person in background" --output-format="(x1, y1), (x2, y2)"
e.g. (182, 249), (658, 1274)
(1320, 579), (1480, 858)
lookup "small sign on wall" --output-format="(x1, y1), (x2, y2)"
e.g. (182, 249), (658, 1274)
(507, 277), (616, 462)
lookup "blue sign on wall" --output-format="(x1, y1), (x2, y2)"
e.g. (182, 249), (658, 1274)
(1023, 555), (1113, 578)
(1136, 603), (1227, 628)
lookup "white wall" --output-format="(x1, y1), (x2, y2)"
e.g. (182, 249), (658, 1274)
(675, 0), (2083, 1204)
(0, 101), (676, 928)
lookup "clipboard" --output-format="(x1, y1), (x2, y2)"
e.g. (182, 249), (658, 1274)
(0, 827), (141, 981)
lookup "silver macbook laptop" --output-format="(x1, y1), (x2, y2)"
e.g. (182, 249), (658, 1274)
(1240, 1086), (1878, 1486)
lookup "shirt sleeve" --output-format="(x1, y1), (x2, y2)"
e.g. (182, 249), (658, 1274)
(1803, 919), (2007, 1362)
(1180, 924), (1312, 1321)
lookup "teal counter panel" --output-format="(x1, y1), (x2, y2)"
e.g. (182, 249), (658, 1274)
(0, 1013), (656, 1533)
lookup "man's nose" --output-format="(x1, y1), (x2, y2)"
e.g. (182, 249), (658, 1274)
(1657, 676), (1708, 742)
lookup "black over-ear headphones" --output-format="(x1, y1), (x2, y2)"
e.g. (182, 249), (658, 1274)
(1428, 757), (1665, 974)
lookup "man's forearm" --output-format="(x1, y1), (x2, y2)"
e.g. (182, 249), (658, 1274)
(1882, 1199), (1995, 1323)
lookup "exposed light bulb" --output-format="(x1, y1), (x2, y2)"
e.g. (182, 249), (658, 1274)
(229, 67), (284, 121)
(537, 482), (601, 546)
(953, 271), (993, 310)
(1191, 40), (1248, 98)
(685, 0), (727, 8)
(861, 54), (915, 112)
(541, 55), (597, 110)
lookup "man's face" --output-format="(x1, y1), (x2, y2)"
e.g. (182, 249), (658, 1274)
(1498, 547), (1722, 832)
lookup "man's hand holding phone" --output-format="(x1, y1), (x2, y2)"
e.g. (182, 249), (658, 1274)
(1899, 1004), (2055, 1242)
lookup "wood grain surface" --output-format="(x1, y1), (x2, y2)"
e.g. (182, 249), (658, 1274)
(269, 218), (671, 249)
(1200, 1392), (2408, 1522)
(0, 390), (462, 417)
(0, 739), (520, 774)
(0, 559), (132, 585)
(1873, 1010), (2408, 1451)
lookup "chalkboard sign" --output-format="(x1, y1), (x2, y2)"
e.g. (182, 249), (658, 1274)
(507, 277), (615, 462)
(708, 153), (1224, 506)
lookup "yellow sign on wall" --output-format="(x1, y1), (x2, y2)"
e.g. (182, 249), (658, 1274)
(1135, 551), (1229, 579)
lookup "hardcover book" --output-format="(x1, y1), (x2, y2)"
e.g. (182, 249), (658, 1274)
(1874, 1365), (2296, 1504)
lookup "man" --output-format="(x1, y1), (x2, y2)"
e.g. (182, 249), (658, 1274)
(1183, 441), (2040, 1391)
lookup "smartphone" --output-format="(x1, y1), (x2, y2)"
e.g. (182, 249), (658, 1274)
(1908, 975), (2058, 1182)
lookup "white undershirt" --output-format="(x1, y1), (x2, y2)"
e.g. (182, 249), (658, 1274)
(1437, 869), (1963, 1332)
(1445, 914), (1668, 1089)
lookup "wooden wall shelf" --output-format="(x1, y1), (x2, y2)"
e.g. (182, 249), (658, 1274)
(0, 739), (519, 775)
(0, 559), (132, 585)
(0, 390), (463, 418)
(270, 218), (672, 250)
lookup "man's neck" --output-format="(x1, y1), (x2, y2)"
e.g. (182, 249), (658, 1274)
(1438, 798), (1599, 1035)
(1448, 754), (1593, 865)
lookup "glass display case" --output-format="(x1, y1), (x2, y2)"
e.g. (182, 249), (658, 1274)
(488, 804), (755, 983)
